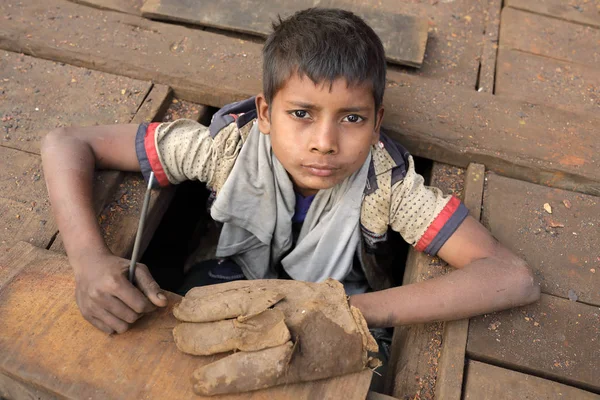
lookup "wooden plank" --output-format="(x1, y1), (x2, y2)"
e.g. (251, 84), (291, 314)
(69, 0), (144, 15)
(0, 51), (151, 155)
(467, 293), (600, 392)
(464, 360), (600, 400)
(382, 74), (600, 197)
(495, 48), (600, 115)
(98, 173), (175, 258)
(131, 83), (173, 124)
(2, 0), (600, 197)
(0, 371), (58, 400)
(505, 0), (600, 29)
(141, 0), (429, 68)
(435, 163), (485, 400)
(358, 0), (486, 88)
(482, 174), (600, 306)
(48, 83), (173, 255)
(366, 391), (397, 400)
(0, 147), (57, 256)
(385, 259), (444, 399)
(0, 242), (373, 400)
(499, 7), (600, 68)
(0, 0), (264, 107)
(385, 163), (466, 399)
(477, 0), (502, 92)
(462, 163), (485, 220)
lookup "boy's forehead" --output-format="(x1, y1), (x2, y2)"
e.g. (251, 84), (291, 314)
(276, 73), (375, 109)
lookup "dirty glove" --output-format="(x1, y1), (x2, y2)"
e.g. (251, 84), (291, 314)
(172, 278), (379, 396)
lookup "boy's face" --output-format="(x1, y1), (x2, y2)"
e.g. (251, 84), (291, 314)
(256, 74), (384, 196)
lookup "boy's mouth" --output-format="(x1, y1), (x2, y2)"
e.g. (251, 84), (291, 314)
(302, 163), (339, 177)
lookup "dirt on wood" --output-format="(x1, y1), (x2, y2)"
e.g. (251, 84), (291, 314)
(0, 51), (150, 154)
(482, 173), (600, 306)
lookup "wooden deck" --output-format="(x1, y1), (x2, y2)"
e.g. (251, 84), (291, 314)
(0, 0), (599, 399)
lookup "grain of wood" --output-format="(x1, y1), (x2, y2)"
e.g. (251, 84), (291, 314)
(2, 0), (599, 196)
(467, 293), (600, 392)
(0, 242), (373, 400)
(0, 0), (600, 194)
(495, 49), (600, 115)
(0, 51), (151, 154)
(141, 0), (429, 67)
(0, 372), (58, 400)
(49, 83), (173, 254)
(482, 174), (600, 306)
(69, 0), (145, 15)
(385, 163), (466, 399)
(505, 0), (600, 29)
(477, 0), (501, 92)
(463, 360), (600, 400)
(499, 7), (600, 68)
(434, 163), (485, 400)
(0, 147), (57, 255)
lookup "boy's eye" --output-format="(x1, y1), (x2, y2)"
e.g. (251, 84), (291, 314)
(343, 114), (364, 123)
(292, 110), (309, 119)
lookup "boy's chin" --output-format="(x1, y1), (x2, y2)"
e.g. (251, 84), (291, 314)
(293, 177), (341, 196)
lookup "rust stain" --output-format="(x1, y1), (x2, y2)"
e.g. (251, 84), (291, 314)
(559, 155), (586, 167)
(569, 255), (579, 264)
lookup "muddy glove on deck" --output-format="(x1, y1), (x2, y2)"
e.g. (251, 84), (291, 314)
(172, 278), (379, 396)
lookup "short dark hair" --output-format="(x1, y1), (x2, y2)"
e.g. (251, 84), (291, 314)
(263, 8), (387, 111)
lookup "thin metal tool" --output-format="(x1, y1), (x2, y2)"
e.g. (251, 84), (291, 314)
(128, 171), (155, 283)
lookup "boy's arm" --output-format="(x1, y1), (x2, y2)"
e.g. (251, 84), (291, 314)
(41, 125), (167, 335)
(350, 216), (540, 327)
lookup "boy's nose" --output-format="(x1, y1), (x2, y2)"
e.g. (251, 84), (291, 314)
(310, 121), (338, 155)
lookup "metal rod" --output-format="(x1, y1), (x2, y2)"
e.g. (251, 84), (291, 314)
(128, 171), (155, 283)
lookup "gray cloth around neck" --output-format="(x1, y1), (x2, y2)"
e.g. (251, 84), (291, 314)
(210, 122), (371, 286)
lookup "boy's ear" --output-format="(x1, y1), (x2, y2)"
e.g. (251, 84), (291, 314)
(372, 106), (384, 145)
(255, 93), (271, 135)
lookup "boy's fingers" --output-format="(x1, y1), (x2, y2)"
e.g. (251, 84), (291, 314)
(112, 276), (156, 314)
(134, 263), (168, 308)
(104, 295), (141, 324)
(96, 309), (130, 334)
(90, 317), (115, 335)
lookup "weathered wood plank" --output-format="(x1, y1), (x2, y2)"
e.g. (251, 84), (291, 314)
(505, 0), (600, 29)
(0, 0), (263, 107)
(467, 293), (600, 392)
(499, 7), (600, 68)
(464, 360), (600, 400)
(435, 163), (485, 400)
(366, 391), (397, 400)
(48, 83), (173, 255)
(131, 83), (173, 124)
(495, 49), (600, 115)
(386, 257), (445, 399)
(141, 0), (429, 68)
(1, 0), (599, 197)
(0, 242), (373, 400)
(482, 174), (599, 306)
(69, 0), (144, 15)
(386, 163), (466, 399)
(0, 51), (151, 155)
(327, 0), (487, 88)
(477, 0), (501, 92)
(99, 173), (175, 258)
(382, 75), (600, 197)
(0, 371), (58, 400)
(0, 147), (57, 255)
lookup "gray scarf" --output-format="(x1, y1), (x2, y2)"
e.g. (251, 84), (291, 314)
(210, 123), (371, 283)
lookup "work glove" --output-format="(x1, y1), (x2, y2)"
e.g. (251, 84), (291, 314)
(172, 278), (380, 396)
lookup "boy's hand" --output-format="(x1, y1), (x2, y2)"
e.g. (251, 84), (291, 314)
(72, 252), (168, 334)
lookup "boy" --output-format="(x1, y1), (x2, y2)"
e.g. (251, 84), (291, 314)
(41, 8), (540, 335)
